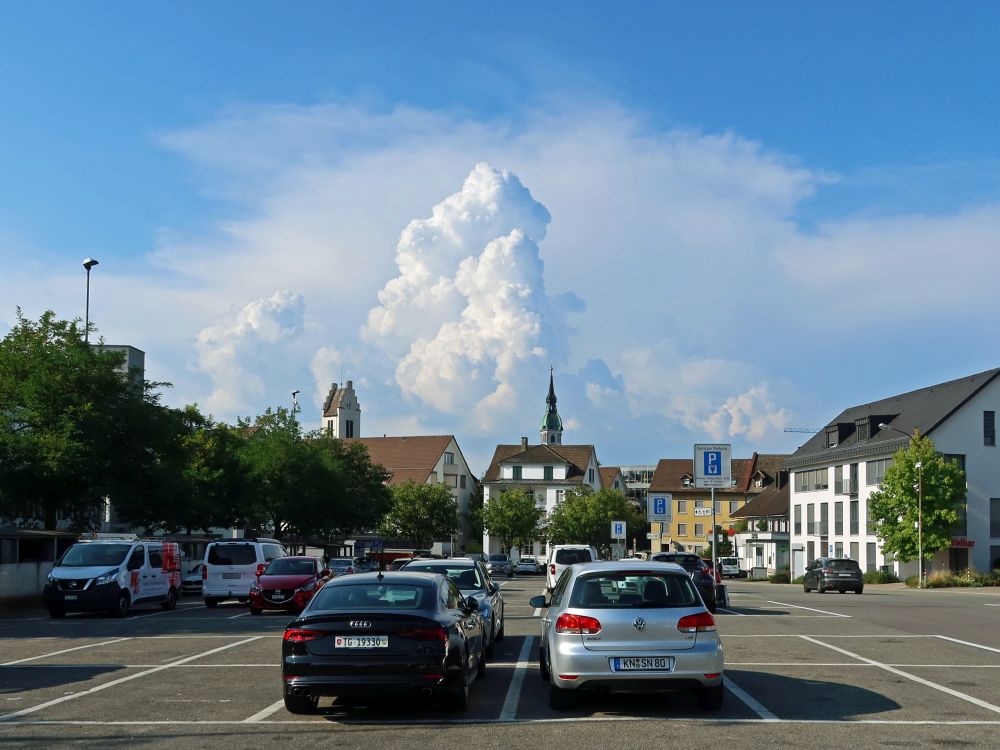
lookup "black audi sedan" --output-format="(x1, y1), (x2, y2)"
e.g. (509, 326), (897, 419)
(281, 571), (485, 714)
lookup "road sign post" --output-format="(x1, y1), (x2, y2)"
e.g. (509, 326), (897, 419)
(695, 444), (731, 603)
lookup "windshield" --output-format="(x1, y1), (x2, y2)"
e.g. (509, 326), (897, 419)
(328, 559), (353, 569)
(405, 564), (484, 590)
(571, 572), (700, 608)
(59, 543), (132, 568)
(489, 554), (508, 562)
(265, 558), (316, 576)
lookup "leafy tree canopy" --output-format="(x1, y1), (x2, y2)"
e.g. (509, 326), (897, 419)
(867, 430), (966, 563)
(380, 481), (458, 550)
(545, 487), (646, 550)
(482, 487), (540, 553)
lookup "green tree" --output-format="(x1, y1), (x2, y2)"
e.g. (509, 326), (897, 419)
(463, 484), (485, 553)
(546, 487), (645, 550)
(311, 434), (391, 537)
(868, 430), (966, 563)
(705, 526), (734, 557)
(0, 309), (173, 530)
(380, 481), (458, 550)
(482, 488), (539, 553)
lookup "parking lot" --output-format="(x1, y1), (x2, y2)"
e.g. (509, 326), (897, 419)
(2, 578), (1000, 748)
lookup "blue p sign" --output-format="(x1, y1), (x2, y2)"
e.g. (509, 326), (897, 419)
(654, 497), (666, 515)
(704, 451), (722, 476)
(614, 523), (624, 535)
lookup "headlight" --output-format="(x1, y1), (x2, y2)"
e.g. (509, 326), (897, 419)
(94, 570), (117, 585)
(298, 579), (317, 593)
(46, 572), (56, 583)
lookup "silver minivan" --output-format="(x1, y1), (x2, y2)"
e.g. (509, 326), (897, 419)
(202, 538), (287, 607)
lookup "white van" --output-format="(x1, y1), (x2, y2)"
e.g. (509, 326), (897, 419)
(719, 557), (742, 578)
(546, 544), (600, 591)
(202, 538), (287, 607)
(43, 536), (181, 618)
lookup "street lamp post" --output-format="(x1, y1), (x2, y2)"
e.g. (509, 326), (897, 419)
(879, 422), (924, 588)
(82, 258), (99, 343)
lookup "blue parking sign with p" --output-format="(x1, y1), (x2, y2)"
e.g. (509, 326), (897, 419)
(653, 497), (667, 515)
(704, 451), (722, 476)
(614, 522), (624, 536)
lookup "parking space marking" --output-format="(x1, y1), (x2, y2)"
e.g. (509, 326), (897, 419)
(934, 635), (1000, 654)
(723, 674), (778, 721)
(765, 601), (851, 617)
(800, 636), (1000, 716)
(717, 608), (745, 616)
(498, 636), (534, 721)
(0, 638), (131, 666)
(0, 636), (262, 722)
(227, 613), (251, 619)
(243, 699), (286, 723)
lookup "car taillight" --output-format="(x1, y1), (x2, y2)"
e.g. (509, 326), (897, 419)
(555, 613), (602, 634)
(283, 628), (326, 642)
(677, 612), (717, 633)
(346, 567), (354, 574)
(399, 627), (448, 642)
(550, 563), (556, 576)
(821, 567), (834, 574)
(202, 566), (207, 580)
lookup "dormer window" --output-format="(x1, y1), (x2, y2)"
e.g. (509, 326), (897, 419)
(682, 475), (692, 487)
(826, 426), (839, 448)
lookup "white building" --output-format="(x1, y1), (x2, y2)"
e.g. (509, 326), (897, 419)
(481, 372), (602, 559)
(322, 380), (360, 438)
(785, 367), (1000, 578)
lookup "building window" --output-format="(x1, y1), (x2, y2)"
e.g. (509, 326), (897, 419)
(850, 500), (859, 535)
(806, 504), (815, 534)
(677, 500), (687, 514)
(855, 418), (870, 442)
(866, 542), (877, 573)
(850, 541), (859, 561)
(695, 499), (705, 508)
(344, 420), (354, 438)
(835, 542), (844, 558)
(986, 411), (996, 446)
(990, 498), (1000, 538)
(793, 505), (801, 535)
(826, 426), (839, 448)
(795, 468), (829, 492)
(835, 501), (844, 535)
(729, 500), (739, 514)
(589, 469), (594, 483)
(444, 474), (458, 488)
(544, 465), (553, 480)
(444, 451), (455, 464)
(459, 475), (466, 490)
(677, 523), (687, 536)
(865, 458), (893, 486)
(694, 523), (704, 537)
(513, 466), (522, 480)
(714, 500), (722, 513)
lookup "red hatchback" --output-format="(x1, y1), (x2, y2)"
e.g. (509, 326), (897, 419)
(249, 556), (330, 615)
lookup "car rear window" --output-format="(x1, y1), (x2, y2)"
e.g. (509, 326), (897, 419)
(652, 554), (703, 572)
(555, 549), (592, 564)
(311, 583), (428, 610)
(265, 558), (315, 576)
(571, 572), (699, 608)
(404, 564), (484, 590)
(828, 560), (861, 571)
(207, 544), (257, 566)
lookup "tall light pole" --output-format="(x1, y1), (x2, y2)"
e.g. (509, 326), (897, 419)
(82, 258), (99, 343)
(879, 423), (924, 588)
(291, 390), (300, 418)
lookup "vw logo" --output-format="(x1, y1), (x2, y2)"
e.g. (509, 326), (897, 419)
(349, 620), (372, 629)
(632, 617), (646, 631)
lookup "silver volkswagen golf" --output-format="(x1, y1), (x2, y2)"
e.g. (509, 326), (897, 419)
(530, 561), (724, 710)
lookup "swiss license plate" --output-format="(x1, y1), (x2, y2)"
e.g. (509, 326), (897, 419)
(222, 573), (242, 579)
(335, 635), (388, 648)
(839, 573), (853, 577)
(610, 656), (674, 672)
(272, 594), (286, 600)
(64, 595), (78, 601)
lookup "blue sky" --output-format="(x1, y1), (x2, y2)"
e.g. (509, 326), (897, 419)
(3, 3), (1000, 474)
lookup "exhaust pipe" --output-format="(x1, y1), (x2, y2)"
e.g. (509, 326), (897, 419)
(290, 687), (311, 697)
(420, 687), (434, 696)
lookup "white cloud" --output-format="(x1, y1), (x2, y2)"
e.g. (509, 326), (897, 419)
(194, 290), (305, 415)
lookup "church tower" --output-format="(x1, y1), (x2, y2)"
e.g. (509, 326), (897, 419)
(539, 368), (563, 445)
(322, 380), (360, 438)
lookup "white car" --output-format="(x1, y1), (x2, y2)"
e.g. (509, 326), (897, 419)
(202, 538), (287, 607)
(546, 544), (599, 591)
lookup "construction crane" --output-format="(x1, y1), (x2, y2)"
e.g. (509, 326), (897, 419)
(783, 427), (822, 433)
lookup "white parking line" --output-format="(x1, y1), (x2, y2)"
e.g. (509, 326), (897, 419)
(0, 638), (131, 666)
(765, 601), (851, 617)
(800, 636), (1000, 715)
(0, 636), (262, 722)
(723, 674), (778, 721)
(227, 613), (251, 620)
(934, 635), (1000, 654)
(498, 636), (534, 721)
(243, 699), (286, 723)
(716, 608), (745, 616)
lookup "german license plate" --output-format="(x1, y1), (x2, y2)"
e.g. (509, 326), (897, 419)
(64, 595), (78, 601)
(222, 573), (242, 579)
(335, 635), (388, 648)
(610, 656), (674, 672)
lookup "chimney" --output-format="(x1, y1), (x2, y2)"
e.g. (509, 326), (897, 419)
(521, 436), (528, 449)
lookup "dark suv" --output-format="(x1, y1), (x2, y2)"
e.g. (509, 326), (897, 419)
(650, 552), (717, 612)
(802, 557), (864, 594)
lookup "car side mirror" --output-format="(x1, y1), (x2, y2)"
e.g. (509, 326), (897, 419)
(529, 595), (548, 608)
(255, 563), (266, 577)
(320, 569), (330, 578)
(489, 583), (500, 594)
(465, 596), (480, 612)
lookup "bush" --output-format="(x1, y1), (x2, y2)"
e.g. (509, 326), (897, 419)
(768, 569), (790, 583)
(792, 575), (804, 584)
(905, 569), (1000, 588)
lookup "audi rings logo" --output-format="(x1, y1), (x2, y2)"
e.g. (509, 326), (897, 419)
(632, 617), (647, 631)
(350, 620), (372, 629)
